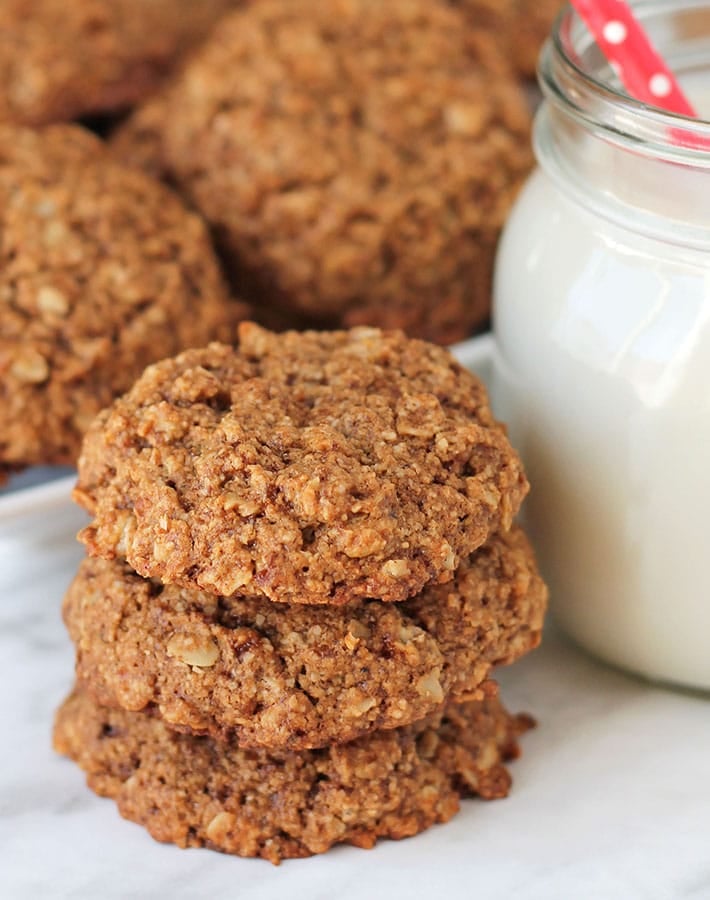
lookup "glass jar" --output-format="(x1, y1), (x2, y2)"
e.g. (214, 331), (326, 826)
(492, 1), (710, 691)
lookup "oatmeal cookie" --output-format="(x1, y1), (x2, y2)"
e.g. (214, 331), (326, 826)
(452, 0), (562, 79)
(75, 324), (528, 605)
(111, 0), (532, 344)
(0, 124), (244, 478)
(0, 0), (240, 126)
(109, 94), (176, 183)
(64, 527), (546, 749)
(54, 686), (531, 863)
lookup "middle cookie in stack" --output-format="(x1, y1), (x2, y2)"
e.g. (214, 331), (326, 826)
(58, 322), (547, 859)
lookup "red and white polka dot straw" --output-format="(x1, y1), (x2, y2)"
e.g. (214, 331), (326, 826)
(569, 0), (698, 118)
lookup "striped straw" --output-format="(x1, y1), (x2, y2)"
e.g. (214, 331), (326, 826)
(569, 0), (698, 117)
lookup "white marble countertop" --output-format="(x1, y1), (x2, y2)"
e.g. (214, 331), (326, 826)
(1, 498), (709, 900)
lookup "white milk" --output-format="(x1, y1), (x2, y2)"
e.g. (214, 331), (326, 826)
(493, 8), (710, 690)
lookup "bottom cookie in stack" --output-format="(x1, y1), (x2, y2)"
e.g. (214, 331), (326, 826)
(53, 686), (532, 864)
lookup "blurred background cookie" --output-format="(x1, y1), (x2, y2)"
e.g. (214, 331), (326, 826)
(0, 0), (240, 126)
(0, 123), (245, 480)
(112, 0), (533, 344)
(451, 0), (563, 80)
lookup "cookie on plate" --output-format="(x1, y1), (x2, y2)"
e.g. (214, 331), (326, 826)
(74, 324), (529, 605)
(0, 124), (243, 480)
(452, 0), (562, 79)
(111, 0), (532, 344)
(64, 527), (546, 749)
(54, 686), (531, 863)
(0, 0), (240, 126)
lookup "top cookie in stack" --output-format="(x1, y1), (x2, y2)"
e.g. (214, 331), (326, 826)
(74, 323), (529, 606)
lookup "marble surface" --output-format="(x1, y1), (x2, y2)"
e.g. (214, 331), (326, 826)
(1, 501), (709, 900)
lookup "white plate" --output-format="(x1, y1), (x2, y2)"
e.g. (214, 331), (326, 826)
(0, 334), (494, 527)
(0, 467), (76, 525)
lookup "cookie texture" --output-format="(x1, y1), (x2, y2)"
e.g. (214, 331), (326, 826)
(64, 527), (546, 748)
(0, 0), (241, 126)
(111, 0), (532, 344)
(75, 324), (528, 605)
(54, 687), (531, 863)
(452, 0), (562, 79)
(0, 124), (243, 477)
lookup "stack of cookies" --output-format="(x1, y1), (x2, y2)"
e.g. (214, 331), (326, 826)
(54, 323), (547, 863)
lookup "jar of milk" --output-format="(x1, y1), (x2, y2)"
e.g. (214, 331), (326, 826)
(493, 1), (710, 691)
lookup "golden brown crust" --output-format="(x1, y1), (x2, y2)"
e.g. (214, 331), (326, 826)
(0, 0), (241, 126)
(64, 528), (546, 749)
(111, 0), (532, 344)
(53, 687), (532, 863)
(75, 324), (529, 605)
(0, 123), (245, 476)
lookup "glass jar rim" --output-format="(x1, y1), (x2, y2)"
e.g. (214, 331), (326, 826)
(540, 0), (710, 165)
